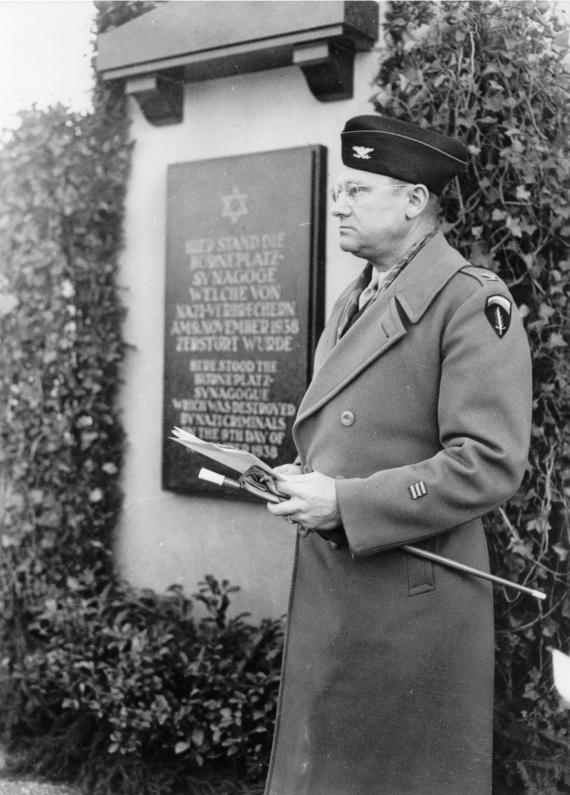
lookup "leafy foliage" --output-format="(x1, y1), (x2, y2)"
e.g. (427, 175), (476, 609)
(374, 2), (570, 792)
(0, 96), (129, 634)
(0, 2), (281, 793)
(6, 576), (282, 793)
(93, 0), (162, 35)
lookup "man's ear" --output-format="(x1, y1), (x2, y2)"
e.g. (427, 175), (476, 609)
(405, 184), (430, 219)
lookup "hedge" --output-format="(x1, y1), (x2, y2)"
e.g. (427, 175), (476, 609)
(374, 2), (570, 791)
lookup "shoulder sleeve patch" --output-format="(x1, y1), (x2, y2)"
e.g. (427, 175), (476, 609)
(485, 294), (512, 338)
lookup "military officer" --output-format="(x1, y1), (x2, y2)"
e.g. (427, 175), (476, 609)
(264, 115), (533, 794)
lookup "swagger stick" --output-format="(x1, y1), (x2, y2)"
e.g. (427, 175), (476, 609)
(403, 545), (546, 601)
(198, 468), (547, 601)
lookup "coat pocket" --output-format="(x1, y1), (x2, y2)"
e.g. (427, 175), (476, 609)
(407, 538), (436, 596)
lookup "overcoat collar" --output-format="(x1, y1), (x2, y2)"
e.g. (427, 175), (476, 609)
(294, 232), (468, 428)
(392, 231), (467, 323)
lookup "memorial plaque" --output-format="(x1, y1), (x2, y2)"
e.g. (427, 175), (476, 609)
(162, 146), (326, 497)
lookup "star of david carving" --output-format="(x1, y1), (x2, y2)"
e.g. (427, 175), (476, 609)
(221, 187), (249, 225)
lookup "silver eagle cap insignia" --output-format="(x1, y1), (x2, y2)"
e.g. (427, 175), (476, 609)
(485, 295), (512, 338)
(352, 146), (374, 160)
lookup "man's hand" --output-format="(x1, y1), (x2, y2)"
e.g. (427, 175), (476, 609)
(272, 463), (303, 477)
(267, 471), (341, 531)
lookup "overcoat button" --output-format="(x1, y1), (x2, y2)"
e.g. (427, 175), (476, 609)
(340, 410), (355, 426)
(298, 526), (310, 537)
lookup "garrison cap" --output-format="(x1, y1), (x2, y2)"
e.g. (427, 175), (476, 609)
(341, 115), (469, 194)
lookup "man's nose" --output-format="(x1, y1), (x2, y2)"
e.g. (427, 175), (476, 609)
(331, 198), (351, 217)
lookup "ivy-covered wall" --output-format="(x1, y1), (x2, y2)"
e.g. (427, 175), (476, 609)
(0, 101), (129, 616)
(374, 2), (570, 791)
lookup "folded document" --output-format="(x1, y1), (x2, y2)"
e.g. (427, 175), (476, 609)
(171, 427), (287, 502)
(170, 426), (275, 476)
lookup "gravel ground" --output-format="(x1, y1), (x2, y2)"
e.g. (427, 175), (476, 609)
(0, 746), (78, 795)
(0, 783), (77, 795)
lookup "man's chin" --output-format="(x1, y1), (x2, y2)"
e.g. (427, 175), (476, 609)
(338, 235), (358, 252)
(338, 229), (355, 248)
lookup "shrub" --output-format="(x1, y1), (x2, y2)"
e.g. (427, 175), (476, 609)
(374, 2), (570, 791)
(3, 576), (282, 793)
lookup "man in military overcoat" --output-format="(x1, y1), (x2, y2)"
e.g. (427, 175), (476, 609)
(264, 116), (533, 794)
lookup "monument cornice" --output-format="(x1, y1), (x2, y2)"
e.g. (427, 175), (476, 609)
(96, 1), (379, 124)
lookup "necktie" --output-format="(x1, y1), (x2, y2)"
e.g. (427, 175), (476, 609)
(338, 267), (390, 337)
(358, 269), (381, 310)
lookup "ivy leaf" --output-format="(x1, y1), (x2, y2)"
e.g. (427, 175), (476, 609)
(515, 186), (532, 201)
(0, 293), (18, 317)
(547, 333), (567, 349)
(553, 29), (569, 50)
(88, 488), (104, 503)
(552, 544), (569, 561)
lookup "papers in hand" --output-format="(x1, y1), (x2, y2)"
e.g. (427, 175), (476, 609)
(170, 427), (274, 475)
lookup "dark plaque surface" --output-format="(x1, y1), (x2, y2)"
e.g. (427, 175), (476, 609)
(162, 146), (326, 497)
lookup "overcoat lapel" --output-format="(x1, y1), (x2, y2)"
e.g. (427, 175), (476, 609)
(295, 296), (406, 424)
(295, 232), (468, 428)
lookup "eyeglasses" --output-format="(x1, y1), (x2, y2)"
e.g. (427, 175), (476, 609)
(331, 181), (410, 206)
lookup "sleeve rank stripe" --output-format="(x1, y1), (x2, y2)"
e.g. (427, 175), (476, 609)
(409, 481), (427, 500)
